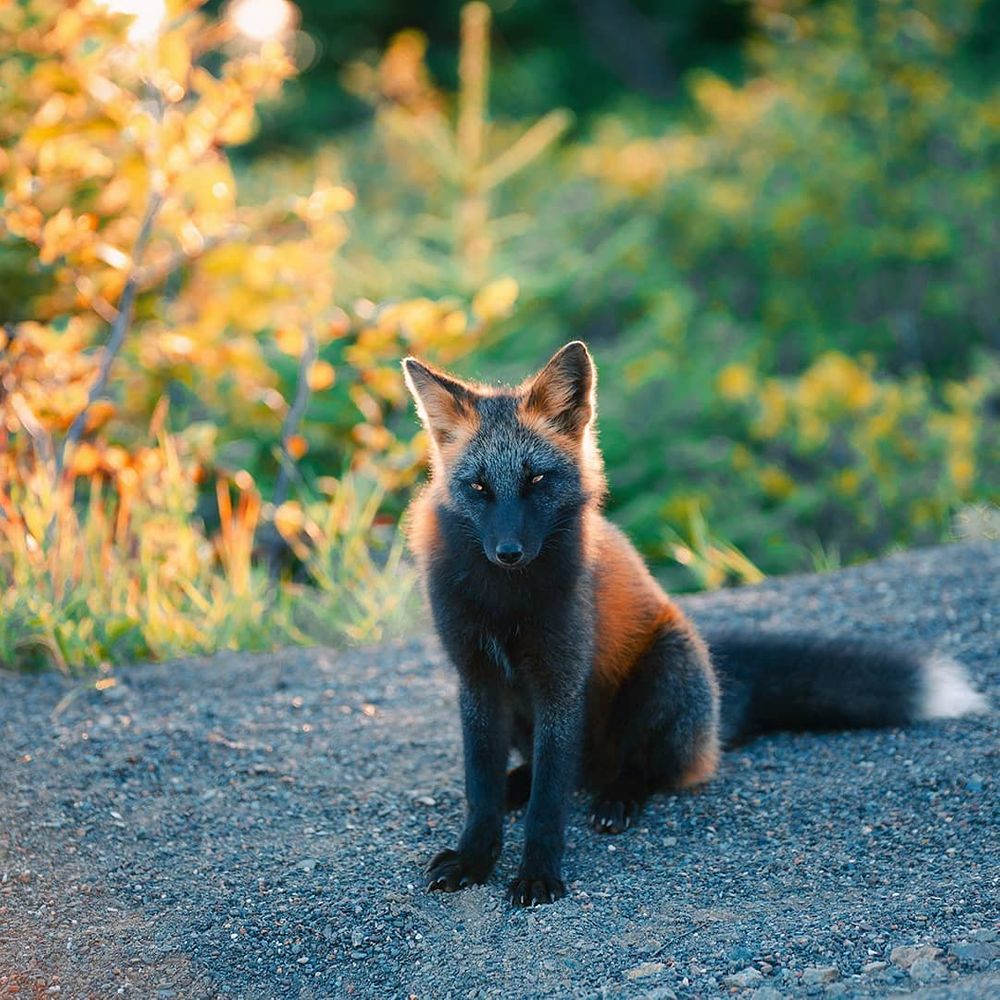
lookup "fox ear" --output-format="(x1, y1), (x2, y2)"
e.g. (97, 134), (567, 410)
(524, 341), (596, 437)
(402, 357), (478, 445)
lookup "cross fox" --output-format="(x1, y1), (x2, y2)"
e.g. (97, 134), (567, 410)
(402, 341), (987, 907)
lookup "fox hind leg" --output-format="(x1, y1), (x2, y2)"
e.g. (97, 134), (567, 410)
(591, 624), (720, 834)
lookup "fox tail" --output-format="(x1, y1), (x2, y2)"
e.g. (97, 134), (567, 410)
(708, 632), (989, 745)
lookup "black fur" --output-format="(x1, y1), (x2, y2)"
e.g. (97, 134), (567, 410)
(446, 395), (589, 568)
(425, 495), (593, 905)
(421, 395), (596, 906)
(585, 627), (719, 799)
(710, 631), (927, 744)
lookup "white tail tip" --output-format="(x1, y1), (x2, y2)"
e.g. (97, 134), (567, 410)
(920, 655), (989, 720)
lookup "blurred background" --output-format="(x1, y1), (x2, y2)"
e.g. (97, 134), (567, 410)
(1, 0), (997, 670)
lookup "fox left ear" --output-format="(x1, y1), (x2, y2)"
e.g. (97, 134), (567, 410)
(524, 341), (596, 437)
(402, 356), (478, 446)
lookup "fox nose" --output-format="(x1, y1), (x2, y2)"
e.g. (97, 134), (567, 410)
(495, 542), (524, 566)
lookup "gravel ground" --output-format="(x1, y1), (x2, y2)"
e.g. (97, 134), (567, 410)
(1, 541), (998, 1000)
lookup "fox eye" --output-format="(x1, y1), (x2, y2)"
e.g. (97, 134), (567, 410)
(470, 481), (485, 492)
(530, 473), (544, 485)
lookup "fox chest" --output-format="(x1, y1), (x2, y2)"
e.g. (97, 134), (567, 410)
(426, 544), (596, 688)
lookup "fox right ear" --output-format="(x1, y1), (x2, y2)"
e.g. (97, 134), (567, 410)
(402, 357), (478, 445)
(523, 340), (596, 438)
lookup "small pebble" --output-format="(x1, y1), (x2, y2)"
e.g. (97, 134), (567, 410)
(725, 967), (764, 988)
(950, 941), (999, 963)
(909, 957), (948, 983)
(753, 989), (785, 1000)
(890, 944), (939, 969)
(801, 966), (839, 985)
(625, 961), (664, 980)
(968, 928), (997, 943)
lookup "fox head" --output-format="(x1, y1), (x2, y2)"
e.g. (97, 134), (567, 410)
(402, 341), (604, 570)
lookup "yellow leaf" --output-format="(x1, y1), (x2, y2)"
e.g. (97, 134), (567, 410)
(85, 400), (117, 432)
(442, 310), (467, 337)
(716, 363), (755, 402)
(327, 308), (351, 340)
(274, 501), (305, 538)
(69, 442), (101, 476)
(217, 102), (255, 145)
(275, 326), (306, 357)
(363, 366), (405, 404)
(157, 30), (191, 101)
(472, 277), (519, 323)
(353, 424), (393, 450)
(102, 446), (129, 472)
(307, 360), (336, 391)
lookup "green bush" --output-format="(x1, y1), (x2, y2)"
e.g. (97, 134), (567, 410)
(285, 0), (999, 587)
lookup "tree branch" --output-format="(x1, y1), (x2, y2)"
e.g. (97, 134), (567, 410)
(55, 190), (164, 481)
(258, 330), (318, 577)
(272, 329), (318, 510)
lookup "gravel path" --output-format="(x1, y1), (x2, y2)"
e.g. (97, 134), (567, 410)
(2, 541), (998, 1000)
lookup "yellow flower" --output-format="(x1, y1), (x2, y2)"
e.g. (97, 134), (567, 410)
(472, 277), (519, 323)
(275, 326), (306, 357)
(307, 361), (336, 392)
(273, 501), (305, 539)
(69, 442), (101, 477)
(759, 466), (795, 499)
(717, 363), (755, 402)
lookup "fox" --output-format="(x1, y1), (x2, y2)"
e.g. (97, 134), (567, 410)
(401, 340), (988, 907)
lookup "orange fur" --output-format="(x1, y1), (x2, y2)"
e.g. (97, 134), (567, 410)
(519, 341), (595, 436)
(402, 357), (483, 474)
(405, 485), (441, 573)
(590, 517), (688, 687)
(434, 414), (480, 470)
(677, 739), (720, 789)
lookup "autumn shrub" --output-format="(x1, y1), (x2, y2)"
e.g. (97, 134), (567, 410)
(0, 0), (455, 669)
(0, 418), (416, 670)
(0, 418), (274, 670)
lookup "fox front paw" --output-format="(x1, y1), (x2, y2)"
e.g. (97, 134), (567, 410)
(426, 848), (494, 892)
(506, 873), (566, 907)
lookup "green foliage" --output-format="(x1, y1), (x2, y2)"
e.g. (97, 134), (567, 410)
(304, 0), (998, 588)
(253, 0), (754, 150)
